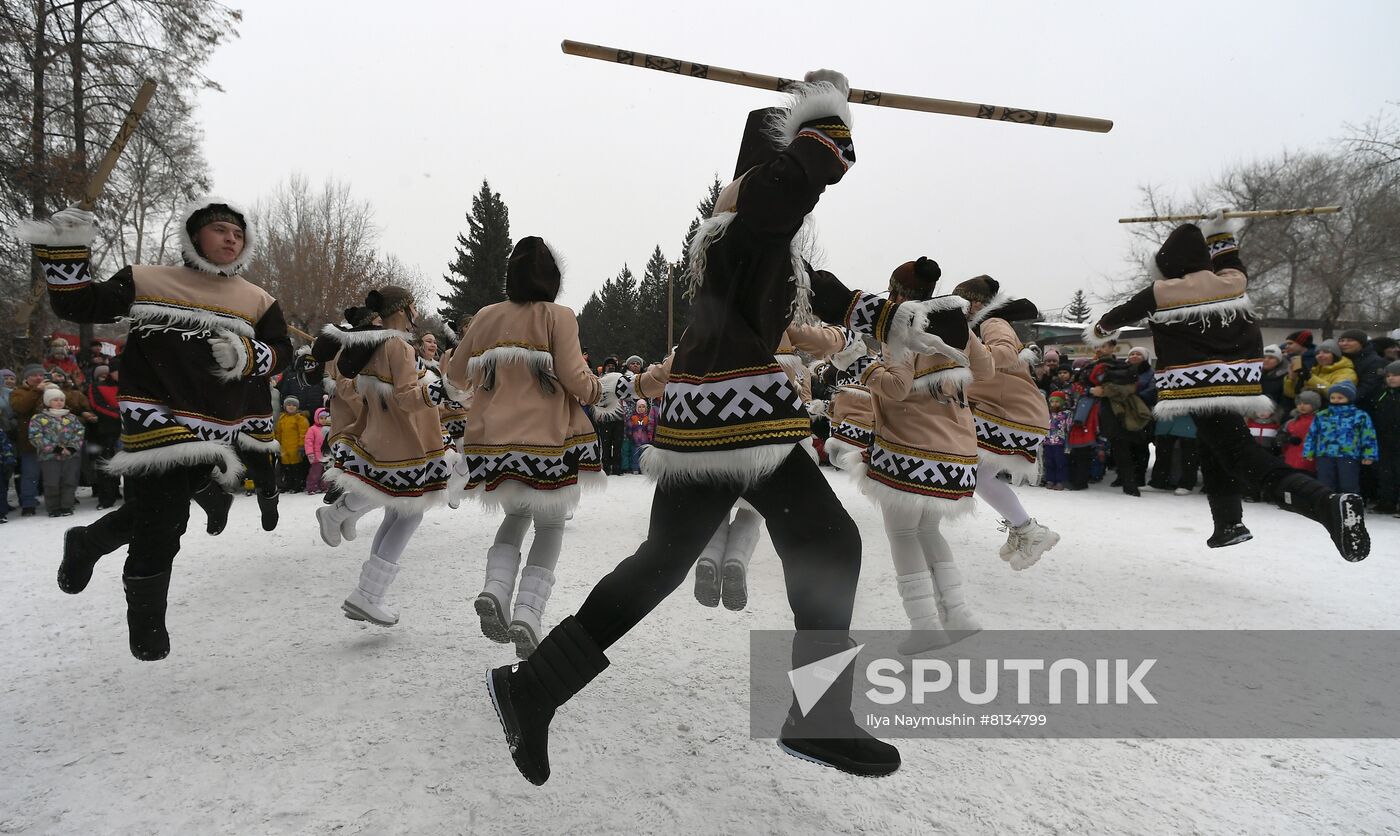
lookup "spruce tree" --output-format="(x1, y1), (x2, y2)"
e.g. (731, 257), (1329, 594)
(637, 245), (672, 360)
(1064, 289), (1093, 323)
(439, 180), (512, 321)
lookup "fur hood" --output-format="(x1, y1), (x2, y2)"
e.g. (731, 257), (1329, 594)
(179, 195), (257, 276)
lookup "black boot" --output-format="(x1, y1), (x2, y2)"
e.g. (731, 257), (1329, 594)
(58, 526), (101, 594)
(1205, 494), (1252, 548)
(777, 634), (901, 777)
(1271, 472), (1369, 561)
(192, 479), (233, 536)
(124, 571), (172, 661)
(256, 487), (279, 532)
(487, 615), (609, 785)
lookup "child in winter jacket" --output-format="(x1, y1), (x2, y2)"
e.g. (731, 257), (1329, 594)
(1042, 391), (1071, 490)
(1246, 409), (1281, 454)
(625, 399), (657, 474)
(1280, 390), (1320, 476)
(1304, 381), (1378, 494)
(303, 408), (331, 494)
(275, 396), (310, 492)
(27, 387), (85, 516)
(1372, 361), (1400, 514)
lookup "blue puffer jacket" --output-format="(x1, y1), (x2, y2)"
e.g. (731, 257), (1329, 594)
(1304, 404), (1378, 460)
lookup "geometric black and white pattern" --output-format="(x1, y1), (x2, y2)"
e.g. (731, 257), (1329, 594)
(330, 439), (452, 498)
(36, 247), (91, 288)
(973, 410), (1045, 463)
(866, 436), (978, 500)
(119, 398), (241, 450)
(661, 370), (803, 425)
(461, 433), (601, 493)
(249, 338), (275, 377)
(831, 419), (874, 449)
(1155, 359), (1262, 398)
(843, 291), (890, 342)
(442, 417), (466, 439)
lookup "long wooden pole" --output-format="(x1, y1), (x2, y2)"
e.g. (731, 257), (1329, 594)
(1118, 206), (1342, 224)
(78, 78), (157, 211)
(562, 40), (1113, 134)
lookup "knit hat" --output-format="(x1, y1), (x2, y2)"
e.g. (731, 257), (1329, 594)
(283, 396), (300, 407)
(1337, 329), (1368, 346)
(952, 275), (1000, 304)
(1285, 330), (1314, 347)
(505, 237), (563, 303)
(1127, 346), (1152, 363)
(314, 408), (329, 422)
(1316, 339), (1341, 359)
(0, 368), (13, 380)
(1049, 390), (1067, 402)
(624, 355), (643, 367)
(1373, 337), (1397, 356)
(1296, 390), (1322, 409)
(1385, 360), (1400, 376)
(93, 365), (110, 378)
(1152, 224), (1212, 280)
(1262, 344), (1284, 360)
(1328, 380), (1356, 402)
(365, 285), (414, 318)
(42, 387), (66, 407)
(1043, 349), (1060, 364)
(888, 257), (942, 301)
(21, 364), (44, 381)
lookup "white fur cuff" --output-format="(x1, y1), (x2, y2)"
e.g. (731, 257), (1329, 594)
(1081, 323), (1120, 348)
(14, 218), (97, 248)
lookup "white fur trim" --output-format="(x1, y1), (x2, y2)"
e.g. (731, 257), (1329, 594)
(441, 375), (473, 405)
(1152, 394), (1275, 420)
(1017, 347), (1039, 366)
(461, 469), (605, 517)
(824, 436), (867, 472)
(1145, 250), (1166, 282)
(322, 465), (451, 514)
(968, 291), (1016, 329)
(14, 218), (97, 247)
(685, 212), (738, 300)
(235, 433), (280, 454)
(594, 371), (628, 420)
(317, 326), (411, 348)
(769, 82), (853, 146)
(1081, 322), (1120, 348)
(212, 332), (249, 383)
(888, 296), (970, 367)
(178, 194), (257, 276)
(799, 436), (819, 464)
(467, 345), (554, 378)
(1148, 295), (1255, 325)
(913, 365), (975, 397)
(854, 464), (979, 521)
(126, 303), (256, 339)
(776, 352), (807, 378)
(641, 443), (796, 491)
(105, 442), (245, 489)
(355, 375), (394, 402)
(976, 449), (1041, 485)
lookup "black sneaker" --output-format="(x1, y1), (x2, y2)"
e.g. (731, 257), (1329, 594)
(1207, 523), (1253, 549)
(1323, 493), (1369, 562)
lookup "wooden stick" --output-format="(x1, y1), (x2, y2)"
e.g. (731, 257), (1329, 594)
(289, 325), (312, 342)
(1117, 206), (1342, 224)
(562, 40), (1113, 134)
(78, 79), (157, 211)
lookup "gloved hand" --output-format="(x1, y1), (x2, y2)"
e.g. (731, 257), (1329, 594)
(209, 330), (244, 379)
(1198, 208), (1243, 239)
(803, 69), (850, 97)
(830, 335), (869, 371)
(53, 205), (97, 229)
(13, 203), (98, 246)
(808, 399), (829, 419)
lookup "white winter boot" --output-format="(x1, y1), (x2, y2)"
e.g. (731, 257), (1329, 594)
(693, 519), (728, 608)
(508, 565), (556, 660)
(931, 560), (982, 635)
(1001, 518), (1060, 571)
(720, 510), (762, 612)
(317, 496), (372, 547)
(896, 571), (950, 655)
(342, 555), (401, 626)
(474, 545), (521, 644)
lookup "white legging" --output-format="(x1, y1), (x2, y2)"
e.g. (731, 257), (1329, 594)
(697, 505), (764, 569)
(880, 503), (955, 576)
(341, 493), (423, 564)
(973, 461), (1031, 527)
(492, 502), (567, 572)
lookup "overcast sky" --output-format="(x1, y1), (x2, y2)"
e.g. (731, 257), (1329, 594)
(196, 0), (1398, 320)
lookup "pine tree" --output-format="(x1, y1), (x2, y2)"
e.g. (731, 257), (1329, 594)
(578, 265), (642, 363)
(1064, 289), (1092, 323)
(637, 245), (672, 360)
(439, 180), (512, 321)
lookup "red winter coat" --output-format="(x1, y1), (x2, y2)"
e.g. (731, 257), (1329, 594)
(1281, 413), (1316, 474)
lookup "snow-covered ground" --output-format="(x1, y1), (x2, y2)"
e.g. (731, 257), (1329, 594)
(2, 472), (1397, 835)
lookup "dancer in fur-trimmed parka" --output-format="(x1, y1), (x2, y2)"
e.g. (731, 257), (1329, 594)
(443, 236), (616, 659)
(953, 276), (1060, 571)
(316, 286), (459, 625)
(18, 195), (292, 660)
(486, 72), (977, 786)
(1086, 210), (1369, 559)
(858, 258), (992, 655)
(308, 305), (380, 538)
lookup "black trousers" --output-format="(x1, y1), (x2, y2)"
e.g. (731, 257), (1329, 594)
(576, 448), (862, 650)
(83, 463), (207, 577)
(1150, 435), (1199, 490)
(596, 420), (624, 475)
(1068, 446), (1094, 489)
(1194, 412), (1297, 501)
(92, 426), (122, 507)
